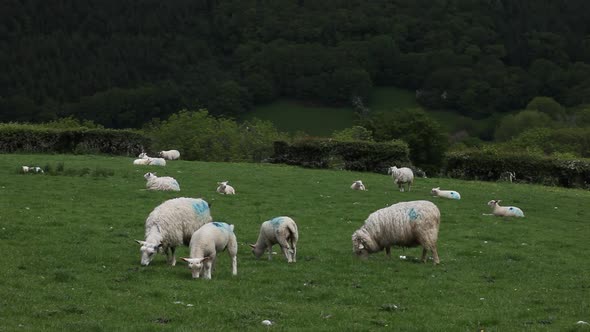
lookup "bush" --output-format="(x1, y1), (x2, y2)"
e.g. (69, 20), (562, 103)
(0, 123), (149, 156)
(444, 150), (590, 188)
(270, 138), (410, 173)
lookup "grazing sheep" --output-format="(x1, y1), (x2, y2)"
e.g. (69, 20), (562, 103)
(487, 200), (524, 217)
(216, 181), (236, 195)
(250, 216), (298, 263)
(144, 172), (180, 191)
(135, 197), (212, 266)
(351, 180), (366, 191)
(181, 222), (238, 279)
(388, 166), (414, 192)
(352, 200), (440, 264)
(431, 187), (461, 200)
(159, 150), (181, 160)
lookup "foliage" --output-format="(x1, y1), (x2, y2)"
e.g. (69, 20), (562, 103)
(331, 126), (373, 142)
(493, 110), (555, 142)
(504, 127), (590, 158)
(526, 96), (566, 121)
(145, 109), (286, 162)
(0, 123), (148, 156)
(1, 153), (590, 330)
(360, 108), (448, 172)
(445, 150), (590, 188)
(271, 138), (409, 172)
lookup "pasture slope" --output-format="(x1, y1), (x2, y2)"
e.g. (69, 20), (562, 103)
(0, 154), (589, 331)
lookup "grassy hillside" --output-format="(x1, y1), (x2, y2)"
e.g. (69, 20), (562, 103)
(1, 154), (589, 331)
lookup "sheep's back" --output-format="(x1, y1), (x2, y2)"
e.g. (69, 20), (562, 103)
(146, 198), (212, 245)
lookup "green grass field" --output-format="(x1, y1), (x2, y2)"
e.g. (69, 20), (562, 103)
(1, 154), (589, 331)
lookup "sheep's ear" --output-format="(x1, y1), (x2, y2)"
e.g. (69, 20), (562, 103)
(496, 200), (501, 203)
(181, 257), (191, 263)
(135, 240), (145, 245)
(249, 244), (256, 249)
(202, 256), (212, 262)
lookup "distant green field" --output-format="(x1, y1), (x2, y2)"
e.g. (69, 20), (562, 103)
(1, 153), (589, 331)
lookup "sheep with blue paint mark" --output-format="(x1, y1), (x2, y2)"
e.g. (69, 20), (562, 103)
(250, 216), (298, 263)
(144, 172), (180, 191)
(431, 187), (461, 200)
(388, 166), (414, 192)
(159, 150), (181, 160)
(487, 200), (524, 217)
(181, 222), (238, 279)
(352, 200), (440, 264)
(135, 198), (212, 266)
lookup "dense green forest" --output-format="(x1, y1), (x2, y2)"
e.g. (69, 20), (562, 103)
(1, 0), (590, 129)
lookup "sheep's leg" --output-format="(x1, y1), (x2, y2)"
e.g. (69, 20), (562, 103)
(167, 247), (176, 266)
(277, 237), (293, 263)
(292, 245), (297, 263)
(204, 260), (213, 279)
(267, 245), (273, 260)
(431, 246), (440, 265)
(385, 246), (391, 257)
(231, 255), (237, 276)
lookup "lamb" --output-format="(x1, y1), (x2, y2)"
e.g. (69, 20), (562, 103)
(159, 150), (181, 160)
(216, 181), (235, 195)
(487, 200), (524, 217)
(250, 216), (298, 263)
(181, 222), (238, 279)
(136, 152), (166, 166)
(352, 200), (440, 264)
(350, 180), (366, 191)
(147, 157), (166, 166)
(133, 158), (150, 165)
(144, 172), (180, 191)
(431, 187), (461, 200)
(135, 197), (212, 266)
(388, 166), (414, 192)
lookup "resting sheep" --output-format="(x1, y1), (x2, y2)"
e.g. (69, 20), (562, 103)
(250, 216), (298, 263)
(352, 200), (440, 264)
(181, 222), (238, 279)
(133, 158), (150, 165)
(22, 166), (44, 173)
(388, 166), (414, 192)
(144, 172), (180, 191)
(431, 187), (461, 200)
(350, 180), (366, 191)
(216, 181), (235, 195)
(159, 150), (180, 160)
(487, 200), (524, 217)
(135, 198), (212, 266)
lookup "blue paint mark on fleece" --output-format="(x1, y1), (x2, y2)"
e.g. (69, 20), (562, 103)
(171, 180), (180, 190)
(270, 217), (284, 228)
(408, 208), (419, 221)
(508, 207), (524, 217)
(450, 191), (461, 200)
(192, 200), (209, 215)
(212, 222), (232, 232)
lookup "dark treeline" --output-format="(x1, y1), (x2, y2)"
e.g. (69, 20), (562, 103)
(2, 0), (590, 128)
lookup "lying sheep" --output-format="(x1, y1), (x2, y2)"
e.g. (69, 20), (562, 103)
(350, 180), (366, 191)
(144, 172), (180, 191)
(216, 181), (235, 195)
(137, 152), (166, 166)
(250, 216), (298, 263)
(181, 222), (238, 279)
(352, 200), (440, 264)
(22, 166), (44, 173)
(431, 187), (461, 200)
(388, 166), (414, 192)
(147, 157), (166, 166)
(135, 197), (212, 266)
(487, 200), (524, 217)
(133, 158), (150, 165)
(159, 150), (180, 160)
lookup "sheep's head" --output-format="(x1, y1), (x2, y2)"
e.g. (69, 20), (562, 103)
(158, 151), (164, 157)
(351, 231), (370, 259)
(249, 244), (265, 259)
(431, 187), (440, 195)
(487, 200), (501, 208)
(181, 257), (211, 278)
(138, 152), (148, 159)
(144, 172), (156, 180)
(136, 240), (162, 266)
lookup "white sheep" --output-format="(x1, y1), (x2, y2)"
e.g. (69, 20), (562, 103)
(147, 157), (166, 166)
(135, 197), (212, 266)
(181, 222), (238, 279)
(144, 172), (180, 191)
(133, 158), (150, 165)
(487, 200), (524, 217)
(22, 166), (44, 173)
(250, 216), (299, 263)
(352, 200), (440, 264)
(388, 166), (414, 192)
(431, 187), (461, 200)
(159, 150), (180, 160)
(216, 181), (236, 195)
(350, 180), (366, 191)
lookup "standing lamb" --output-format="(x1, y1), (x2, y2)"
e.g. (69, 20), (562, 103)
(216, 181), (236, 195)
(181, 222), (238, 279)
(487, 200), (525, 217)
(350, 180), (366, 191)
(250, 216), (298, 263)
(431, 187), (461, 200)
(144, 172), (180, 191)
(135, 198), (212, 266)
(352, 200), (441, 264)
(388, 166), (414, 192)
(159, 150), (181, 160)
